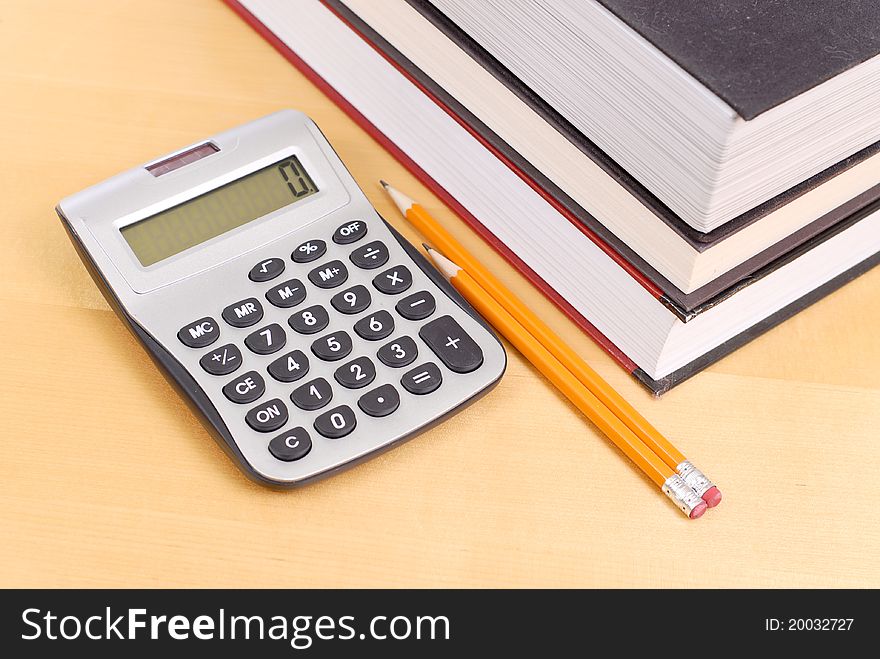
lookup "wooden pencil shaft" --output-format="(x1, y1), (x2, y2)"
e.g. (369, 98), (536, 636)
(406, 202), (686, 468)
(448, 267), (673, 487)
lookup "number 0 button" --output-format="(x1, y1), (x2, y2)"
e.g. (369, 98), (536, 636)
(314, 405), (357, 439)
(245, 323), (286, 355)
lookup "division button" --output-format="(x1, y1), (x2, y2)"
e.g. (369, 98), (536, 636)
(245, 398), (288, 433)
(358, 384), (400, 418)
(265, 278), (306, 308)
(308, 260), (348, 289)
(373, 265), (412, 295)
(267, 349), (310, 383)
(311, 330), (353, 362)
(199, 343), (242, 376)
(334, 356), (376, 389)
(221, 297), (264, 328)
(222, 370), (265, 404)
(332, 219), (367, 245)
(349, 240), (389, 269)
(291, 377), (333, 411)
(395, 290), (436, 321)
(353, 310), (395, 341)
(248, 257), (285, 282)
(419, 315), (483, 374)
(288, 305), (330, 335)
(268, 427), (313, 462)
(292, 239), (326, 263)
(330, 284), (371, 315)
(377, 336), (418, 368)
(244, 323), (286, 355)
(400, 362), (442, 395)
(314, 405), (358, 439)
(178, 316), (220, 348)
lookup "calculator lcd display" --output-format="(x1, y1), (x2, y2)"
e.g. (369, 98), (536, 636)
(121, 155), (318, 266)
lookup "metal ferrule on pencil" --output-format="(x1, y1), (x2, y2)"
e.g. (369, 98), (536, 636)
(676, 460), (714, 498)
(662, 475), (705, 517)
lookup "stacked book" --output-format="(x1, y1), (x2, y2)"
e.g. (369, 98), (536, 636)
(228, 0), (880, 392)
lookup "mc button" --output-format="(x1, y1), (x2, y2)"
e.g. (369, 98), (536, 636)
(178, 317), (220, 348)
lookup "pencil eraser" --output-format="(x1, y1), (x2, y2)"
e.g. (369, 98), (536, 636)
(689, 501), (708, 519)
(702, 486), (722, 508)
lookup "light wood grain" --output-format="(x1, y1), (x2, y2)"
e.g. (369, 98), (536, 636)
(2, 0), (880, 588)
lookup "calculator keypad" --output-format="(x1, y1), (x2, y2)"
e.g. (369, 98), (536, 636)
(175, 214), (500, 482)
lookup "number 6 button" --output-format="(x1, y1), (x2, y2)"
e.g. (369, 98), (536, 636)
(354, 310), (394, 341)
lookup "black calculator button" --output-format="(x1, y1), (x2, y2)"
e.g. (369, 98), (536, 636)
(358, 384), (400, 418)
(244, 323), (286, 355)
(354, 310), (395, 341)
(308, 260), (348, 289)
(245, 398), (288, 433)
(292, 239), (326, 263)
(221, 297), (264, 328)
(373, 265), (412, 295)
(288, 305), (330, 334)
(332, 219), (367, 245)
(265, 278), (306, 308)
(269, 427), (312, 462)
(401, 362), (442, 395)
(178, 317), (220, 348)
(248, 258), (285, 282)
(334, 356), (376, 389)
(396, 291), (436, 321)
(349, 240), (389, 269)
(267, 349), (310, 383)
(222, 371), (265, 405)
(311, 330), (353, 362)
(314, 405), (358, 439)
(377, 336), (418, 368)
(419, 315), (483, 374)
(199, 343), (242, 376)
(330, 285), (371, 314)
(291, 377), (333, 411)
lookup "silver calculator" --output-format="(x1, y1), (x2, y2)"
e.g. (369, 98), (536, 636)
(57, 110), (506, 486)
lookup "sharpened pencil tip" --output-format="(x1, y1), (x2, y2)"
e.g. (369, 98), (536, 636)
(422, 243), (433, 252)
(379, 179), (389, 189)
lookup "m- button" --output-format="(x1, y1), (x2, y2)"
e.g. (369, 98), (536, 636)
(178, 317), (220, 348)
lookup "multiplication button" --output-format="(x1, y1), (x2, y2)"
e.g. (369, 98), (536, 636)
(178, 317), (219, 348)
(373, 265), (412, 295)
(199, 343), (241, 376)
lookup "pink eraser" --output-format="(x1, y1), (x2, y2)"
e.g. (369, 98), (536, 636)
(689, 501), (708, 519)
(702, 486), (722, 508)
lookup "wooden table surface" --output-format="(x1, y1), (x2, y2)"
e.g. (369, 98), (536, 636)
(3, 0), (880, 588)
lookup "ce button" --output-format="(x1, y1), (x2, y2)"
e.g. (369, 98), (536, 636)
(269, 428), (312, 462)
(222, 371), (265, 404)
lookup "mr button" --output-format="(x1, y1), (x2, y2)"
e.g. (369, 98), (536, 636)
(178, 317), (219, 348)
(419, 315), (483, 373)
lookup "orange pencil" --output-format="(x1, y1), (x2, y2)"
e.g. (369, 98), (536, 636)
(382, 181), (721, 508)
(426, 247), (706, 519)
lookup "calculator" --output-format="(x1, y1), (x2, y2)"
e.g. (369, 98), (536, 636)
(57, 110), (506, 486)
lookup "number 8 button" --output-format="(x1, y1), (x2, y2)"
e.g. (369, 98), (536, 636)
(288, 305), (329, 334)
